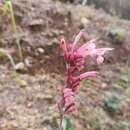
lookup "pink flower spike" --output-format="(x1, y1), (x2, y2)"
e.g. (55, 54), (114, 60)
(72, 31), (83, 51)
(79, 71), (98, 79)
(58, 31), (113, 116)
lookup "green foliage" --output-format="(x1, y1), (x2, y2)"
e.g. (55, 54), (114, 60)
(0, 0), (10, 15)
(120, 120), (130, 130)
(0, 0), (23, 62)
(112, 52), (130, 90)
(115, 66), (130, 89)
(118, 71), (130, 89)
(108, 27), (125, 44)
(103, 92), (121, 113)
(103, 51), (130, 116)
(65, 117), (74, 130)
(89, 117), (100, 130)
(8, 0), (23, 61)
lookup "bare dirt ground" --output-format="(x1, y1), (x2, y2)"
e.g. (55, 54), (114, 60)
(0, 0), (130, 130)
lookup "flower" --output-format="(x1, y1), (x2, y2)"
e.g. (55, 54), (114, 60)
(77, 40), (113, 64)
(58, 31), (113, 114)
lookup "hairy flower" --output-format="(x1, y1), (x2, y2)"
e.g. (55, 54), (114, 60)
(58, 31), (113, 114)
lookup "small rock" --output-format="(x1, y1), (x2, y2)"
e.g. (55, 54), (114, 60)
(27, 102), (32, 108)
(59, 30), (64, 35)
(19, 80), (27, 88)
(101, 83), (108, 90)
(29, 19), (44, 26)
(52, 29), (60, 36)
(24, 57), (33, 67)
(36, 94), (53, 100)
(37, 48), (45, 54)
(14, 62), (27, 72)
(81, 17), (89, 26)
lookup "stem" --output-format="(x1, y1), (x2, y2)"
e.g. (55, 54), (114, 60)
(58, 104), (64, 130)
(8, 0), (23, 62)
(0, 49), (16, 70)
(59, 113), (63, 130)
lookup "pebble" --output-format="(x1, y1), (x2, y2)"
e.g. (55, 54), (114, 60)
(81, 17), (89, 26)
(14, 62), (26, 72)
(20, 80), (28, 88)
(37, 48), (45, 54)
(29, 19), (44, 26)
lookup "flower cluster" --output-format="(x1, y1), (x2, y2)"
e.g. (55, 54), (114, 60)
(58, 31), (113, 114)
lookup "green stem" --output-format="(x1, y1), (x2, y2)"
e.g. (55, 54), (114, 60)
(6, 53), (16, 68)
(8, 0), (23, 62)
(0, 49), (16, 70)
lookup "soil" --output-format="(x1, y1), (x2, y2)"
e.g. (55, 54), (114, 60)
(0, 0), (130, 130)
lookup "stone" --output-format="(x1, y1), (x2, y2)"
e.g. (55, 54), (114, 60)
(14, 62), (27, 72)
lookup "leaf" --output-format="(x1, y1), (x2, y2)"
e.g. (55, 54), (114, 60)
(103, 92), (121, 113)
(65, 117), (73, 130)
(120, 75), (129, 83)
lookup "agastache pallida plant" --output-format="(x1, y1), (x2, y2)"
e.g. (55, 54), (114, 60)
(58, 31), (113, 130)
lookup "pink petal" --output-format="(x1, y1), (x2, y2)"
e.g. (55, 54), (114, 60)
(97, 56), (104, 64)
(72, 31), (83, 51)
(79, 47), (96, 58)
(80, 71), (98, 79)
(65, 97), (75, 106)
(60, 38), (67, 53)
(78, 40), (96, 53)
(64, 91), (74, 98)
(86, 48), (113, 61)
(96, 48), (114, 55)
(65, 105), (76, 113)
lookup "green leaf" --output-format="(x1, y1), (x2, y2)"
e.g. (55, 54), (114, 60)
(65, 117), (73, 130)
(120, 75), (129, 83)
